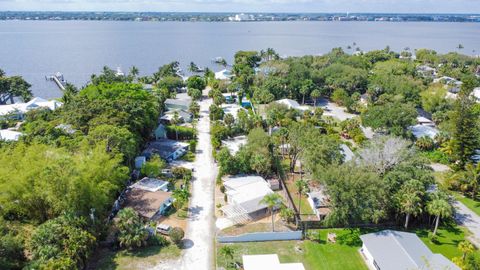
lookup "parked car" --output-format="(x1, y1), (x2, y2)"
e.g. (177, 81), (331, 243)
(156, 223), (172, 235)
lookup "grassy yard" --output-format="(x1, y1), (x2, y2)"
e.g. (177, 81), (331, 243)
(93, 245), (181, 270)
(455, 193), (480, 217)
(217, 229), (368, 270)
(285, 179), (315, 215)
(415, 225), (468, 259)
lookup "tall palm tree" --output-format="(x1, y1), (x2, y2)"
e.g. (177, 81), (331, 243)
(129, 66), (139, 78)
(219, 246), (235, 268)
(260, 193), (283, 232)
(311, 89), (321, 107)
(173, 188), (190, 210)
(426, 196), (452, 235)
(295, 179), (308, 215)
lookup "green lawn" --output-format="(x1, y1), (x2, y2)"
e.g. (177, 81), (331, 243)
(94, 245), (181, 270)
(285, 180), (315, 215)
(455, 193), (480, 217)
(415, 226), (467, 259)
(217, 229), (368, 270)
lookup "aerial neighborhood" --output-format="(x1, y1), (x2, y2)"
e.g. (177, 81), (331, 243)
(1, 46), (480, 270)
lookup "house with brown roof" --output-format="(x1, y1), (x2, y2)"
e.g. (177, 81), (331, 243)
(124, 187), (173, 220)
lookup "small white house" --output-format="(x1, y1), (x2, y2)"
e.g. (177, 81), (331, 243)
(0, 97), (63, 119)
(0, 129), (22, 141)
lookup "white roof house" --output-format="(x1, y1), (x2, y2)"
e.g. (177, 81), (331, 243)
(221, 175), (274, 220)
(0, 129), (22, 141)
(360, 230), (460, 270)
(275, 99), (309, 111)
(0, 97), (63, 119)
(410, 124), (439, 139)
(221, 103), (245, 120)
(221, 135), (247, 155)
(215, 69), (233, 80)
(130, 177), (170, 192)
(243, 254), (305, 270)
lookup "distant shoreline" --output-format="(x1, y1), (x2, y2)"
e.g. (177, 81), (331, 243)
(1, 11), (479, 23)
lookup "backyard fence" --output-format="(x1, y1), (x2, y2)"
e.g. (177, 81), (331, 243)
(217, 230), (303, 243)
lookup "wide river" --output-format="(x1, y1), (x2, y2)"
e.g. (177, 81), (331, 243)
(0, 20), (479, 98)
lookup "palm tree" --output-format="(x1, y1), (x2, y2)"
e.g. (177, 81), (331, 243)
(219, 246), (235, 267)
(426, 196), (452, 235)
(116, 208), (148, 250)
(458, 241), (475, 261)
(465, 163), (480, 199)
(397, 180), (424, 229)
(171, 111), (181, 140)
(295, 179), (308, 215)
(260, 193), (283, 232)
(172, 188), (190, 210)
(311, 89), (321, 107)
(129, 66), (139, 78)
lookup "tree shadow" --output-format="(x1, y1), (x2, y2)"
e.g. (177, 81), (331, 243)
(180, 238), (194, 249)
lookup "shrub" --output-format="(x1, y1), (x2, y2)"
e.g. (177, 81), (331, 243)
(165, 125), (196, 140)
(416, 136), (435, 151)
(220, 185), (226, 193)
(169, 227), (185, 246)
(148, 234), (169, 247)
(337, 229), (362, 246)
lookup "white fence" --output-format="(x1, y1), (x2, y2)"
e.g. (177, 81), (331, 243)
(217, 231), (302, 243)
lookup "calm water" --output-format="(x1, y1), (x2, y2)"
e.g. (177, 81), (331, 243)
(0, 21), (479, 98)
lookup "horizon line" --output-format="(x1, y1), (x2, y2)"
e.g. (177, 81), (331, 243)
(2, 11), (480, 15)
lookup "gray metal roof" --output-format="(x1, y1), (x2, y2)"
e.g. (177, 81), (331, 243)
(360, 230), (460, 270)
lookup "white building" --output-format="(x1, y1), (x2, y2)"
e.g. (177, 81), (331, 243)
(0, 129), (22, 141)
(243, 254), (305, 270)
(0, 97), (63, 119)
(215, 69), (233, 80)
(275, 99), (309, 111)
(221, 135), (247, 155)
(360, 230), (459, 270)
(220, 175), (274, 223)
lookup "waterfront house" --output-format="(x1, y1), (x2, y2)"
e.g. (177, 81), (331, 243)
(215, 69), (233, 80)
(360, 230), (459, 270)
(0, 97), (62, 120)
(0, 129), (22, 141)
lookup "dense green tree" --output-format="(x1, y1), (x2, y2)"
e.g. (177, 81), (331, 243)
(361, 100), (417, 137)
(140, 155), (166, 178)
(186, 75), (206, 91)
(320, 164), (387, 226)
(116, 208), (148, 250)
(0, 70), (32, 104)
(29, 215), (95, 269)
(169, 227), (184, 246)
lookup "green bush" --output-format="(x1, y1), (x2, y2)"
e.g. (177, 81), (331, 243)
(337, 229), (362, 246)
(148, 234), (170, 247)
(420, 149), (450, 164)
(166, 125), (196, 140)
(169, 227), (185, 246)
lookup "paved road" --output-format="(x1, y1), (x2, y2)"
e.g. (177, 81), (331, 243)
(153, 95), (217, 270)
(454, 200), (480, 247)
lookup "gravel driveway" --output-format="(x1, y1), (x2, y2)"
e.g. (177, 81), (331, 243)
(153, 95), (217, 270)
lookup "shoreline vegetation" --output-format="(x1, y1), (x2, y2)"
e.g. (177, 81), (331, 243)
(1, 11), (480, 22)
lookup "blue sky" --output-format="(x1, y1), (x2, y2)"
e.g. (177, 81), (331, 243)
(0, 0), (479, 13)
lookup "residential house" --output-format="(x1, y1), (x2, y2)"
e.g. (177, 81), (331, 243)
(0, 129), (22, 141)
(142, 139), (189, 162)
(275, 99), (308, 111)
(0, 97), (63, 120)
(124, 188), (173, 220)
(160, 109), (192, 124)
(242, 254), (305, 270)
(123, 177), (173, 220)
(416, 65), (437, 78)
(221, 135), (247, 155)
(165, 94), (192, 111)
(220, 175), (274, 223)
(360, 230), (460, 270)
(221, 103), (245, 120)
(215, 69), (233, 80)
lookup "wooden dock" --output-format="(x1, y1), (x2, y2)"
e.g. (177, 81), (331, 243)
(46, 72), (66, 91)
